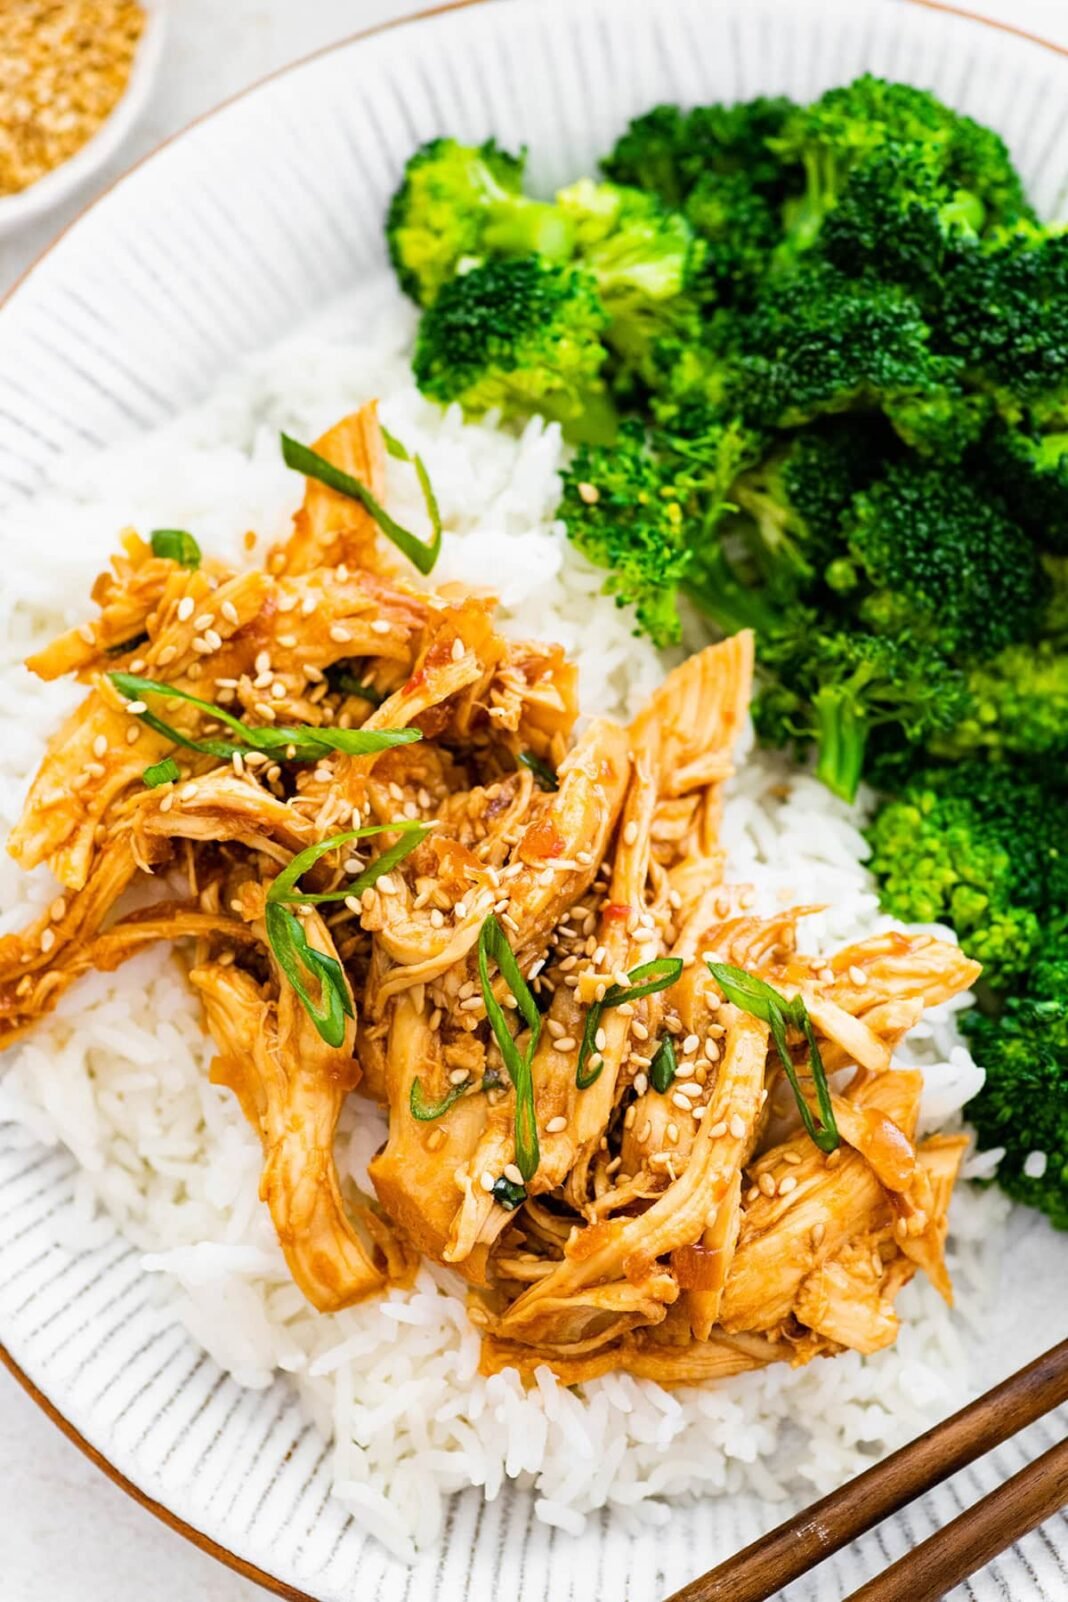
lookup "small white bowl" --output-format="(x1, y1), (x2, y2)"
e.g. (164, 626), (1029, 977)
(0, 0), (166, 239)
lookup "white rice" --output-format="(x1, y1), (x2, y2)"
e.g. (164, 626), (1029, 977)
(0, 274), (1011, 1561)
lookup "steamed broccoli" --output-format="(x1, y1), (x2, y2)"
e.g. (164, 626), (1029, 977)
(602, 97), (797, 210)
(836, 460), (1047, 653)
(559, 412), (760, 643)
(820, 139), (985, 291)
(386, 137), (574, 306)
(928, 643), (1068, 760)
(754, 629), (970, 802)
(866, 763), (1068, 986)
(412, 257), (615, 440)
(773, 75), (1032, 253)
(734, 263), (984, 457)
(964, 943), (1068, 1230)
(940, 223), (1068, 426)
(555, 179), (704, 385)
(729, 419), (892, 599)
(984, 423), (1068, 551)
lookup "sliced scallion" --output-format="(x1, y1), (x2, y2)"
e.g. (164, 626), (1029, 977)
(478, 913), (542, 1181)
(576, 956), (683, 1090)
(150, 529), (201, 568)
(281, 431), (442, 575)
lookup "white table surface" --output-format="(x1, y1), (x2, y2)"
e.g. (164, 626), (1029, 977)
(3, 1), (1068, 1598)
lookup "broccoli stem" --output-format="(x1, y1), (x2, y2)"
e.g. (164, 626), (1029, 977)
(683, 544), (782, 636)
(813, 682), (868, 802)
(482, 202), (574, 263)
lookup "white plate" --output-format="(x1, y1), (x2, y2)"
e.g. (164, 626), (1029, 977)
(0, 1), (1066, 1597)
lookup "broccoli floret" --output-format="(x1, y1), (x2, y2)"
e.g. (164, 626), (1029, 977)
(735, 263), (983, 458)
(929, 643), (1068, 760)
(386, 137), (574, 307)
(560, 413), (760, 644)
(684, 171), (784, 308)
(555, 179), (704, 384)
(836, 460), (1046, 653)
(820, 139), (985, 291)
(984, 423), (1068, 552)
(867, 763), (1068, 986)
(964, 967), (1068, 1229)
(754, 629), (969, 803)
(940, 224), (1068, 425)
(412, 257), (615, 440)
(774, 75), (1032, 252)
(730, 419), (892, 598)
(602, 97), (797, 208)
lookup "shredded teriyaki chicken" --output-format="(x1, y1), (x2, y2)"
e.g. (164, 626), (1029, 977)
(1, 405), (980, 1383)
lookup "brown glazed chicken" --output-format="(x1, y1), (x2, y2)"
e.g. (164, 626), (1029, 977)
(0, 404), (978, 1384)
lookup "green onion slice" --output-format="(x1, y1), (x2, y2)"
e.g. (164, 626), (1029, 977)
(281, 432), (442, 576)
(142, 756), (181, 788)
(491, 1176), (527, 1210)
(705, 962), (839, 1153)
(110, 672), (420, 764)
(576, 956), (683, 1090)
(409, 1078), (471, 1121)
(264, 901), (354, 1048)
(478, 914), (542, 1181)
(266, 821), (432, 907)
(517, 750), (559, 791)
(649, 1034), (677, 1094)
(151, 529), (201, 568)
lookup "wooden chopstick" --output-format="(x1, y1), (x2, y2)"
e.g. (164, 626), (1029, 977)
(665, 1337), (1068, 1602)
(842, 1433), (1068, 1601)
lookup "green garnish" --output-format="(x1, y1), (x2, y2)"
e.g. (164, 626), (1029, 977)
(706, 962), (840, 1153)
(142, 756), (181, 788)
(109, 672), (420, 765)
(150, 529), (201, 568)
(517, 750), (559, 791)
(409, 1078), (471, 1121)
(281, 431), (442, 575)
(649, 1034), (677, 1094)
(265, 823), (430, 1046)
(478, 913), (542, 1181)
(491, 1175), (527, 1210)
(265, 901), (353, 1049)
(331, 671), (387, 706)
(576, 956), (683, 1089)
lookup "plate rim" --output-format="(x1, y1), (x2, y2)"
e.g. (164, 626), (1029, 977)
(2, 0), (1066, 1597)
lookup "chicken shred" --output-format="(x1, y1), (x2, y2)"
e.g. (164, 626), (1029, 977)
(0, 404), (981, 1387)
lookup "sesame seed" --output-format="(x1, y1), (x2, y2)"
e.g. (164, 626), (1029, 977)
(624, 1106), (637, 1129)
(451, 637), (465, 661)
(301, 594), (318, 617)
(503, 1162), (523, 1185)
(848, 964), (866, 986)
(577, 481), (599, 504)
(344, 896), (361, 914)
(674, 1060), (695, 1079)
(448, 1068), (469, 1085)
(622, 820), (639, 847)
(778, 1174), (798, 1196)
(271, 681), (287, 699)
(746, 1186), (760, 1204)
(631, 1020), (649, 1042)
(39, 927), (56, 954)
(666, 1122), (679, 1144)
(594, 1026), (607, 1051)
(177, 597), (195, 623)
(729, 1114), (746, 1139)
(682, 1033), (699, 1055)
(545, 1115), (567, 1134)
(128, 659), (146, 674)
(329, 625), (351, 644)
(125, 700), (147, 715)
(637, 1120), (652, 1144)
(632, 1071), (649, 1096)
(783, 1150), (802, 1166)
(709, 1121), (728, 1139)
(125, 724), (141, 745)
(91, 733), (108, 759)
(84, 761), (105, 779)
(812, 1222), (827, 1247)
(194, 612), (214, 631)
(157, 644), (178, 666)
(633, 925), (658, 943)
(479, 1170), (495, 1193)
(203, 629), (223, 652)
(371, 619), (392, 635)
(426, 1128), (447, 1152)
(430, 908), (444, 928)
(191, 636), (212, 654)
(159, 793), (173, 812)
(221, 600), (239, 625)
(671, 1091), (691, 1112)
(50, 897), (66, 922)
(758, 1173), (776, 1197)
